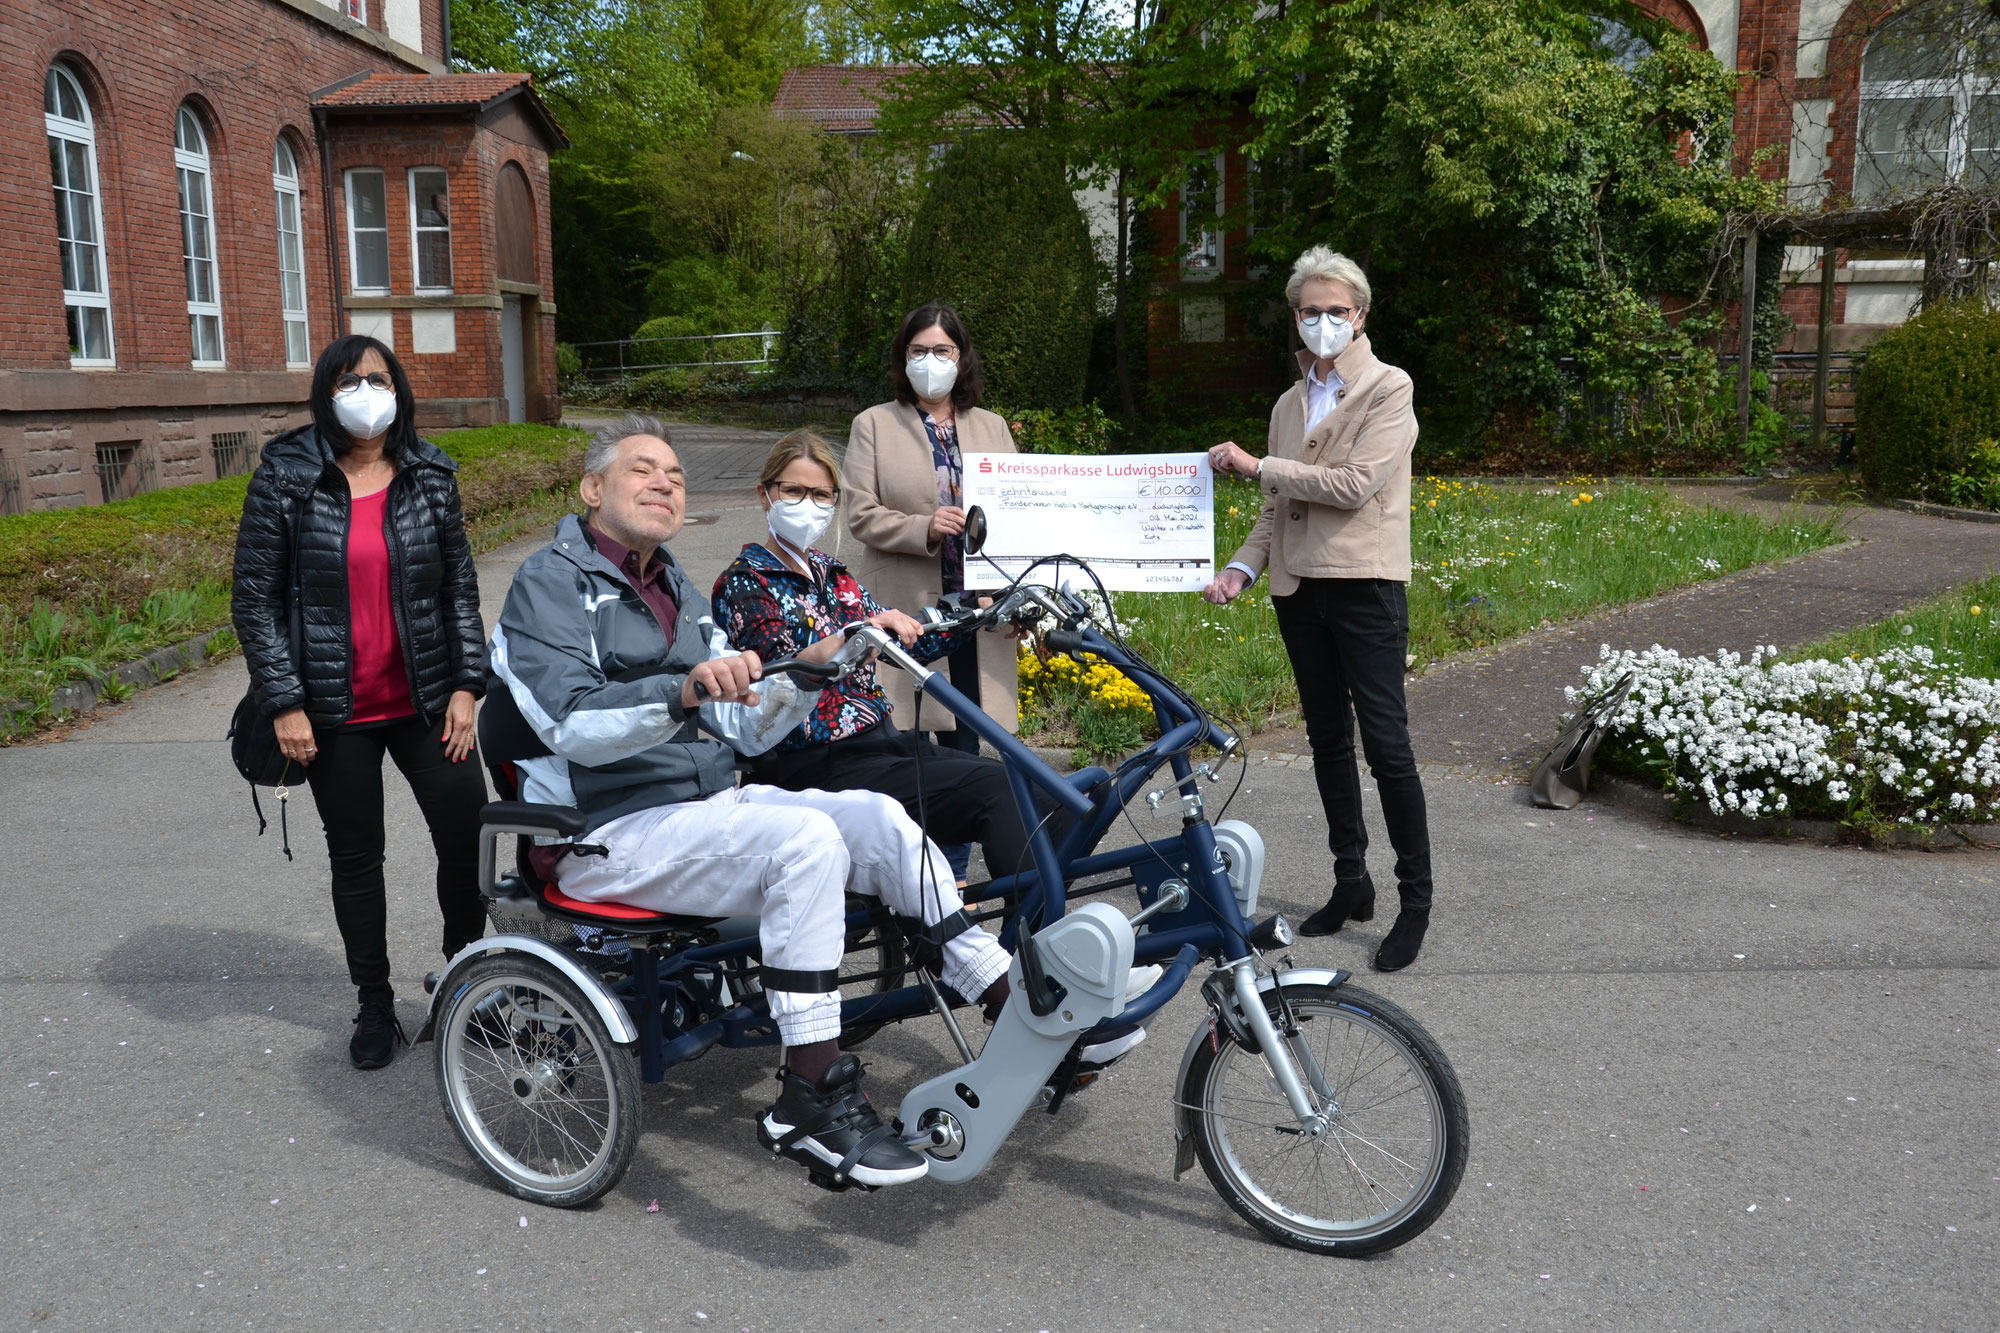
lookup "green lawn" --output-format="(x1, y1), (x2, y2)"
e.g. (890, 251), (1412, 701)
(1793, 573), (2000, 674)
(1045, 476), (1845, 739)
(0, 424), (586, 737)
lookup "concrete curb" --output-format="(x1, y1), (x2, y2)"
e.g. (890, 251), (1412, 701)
(1585, 769), (1994, 849)
(1886, 497), (2000, 525)
(2, 627), (234, 731)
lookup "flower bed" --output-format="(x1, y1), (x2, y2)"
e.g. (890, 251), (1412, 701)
(1577, 642), (2000, 834)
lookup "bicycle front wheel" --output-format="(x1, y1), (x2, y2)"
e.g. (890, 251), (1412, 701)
(1182, 982), (1468, 1255)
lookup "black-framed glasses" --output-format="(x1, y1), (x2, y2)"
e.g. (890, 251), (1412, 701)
(1297, 306), (1357, 324)
(906, 343), (959, 362)
(772, 481), (839, 506)
(334, 371), (394, 395)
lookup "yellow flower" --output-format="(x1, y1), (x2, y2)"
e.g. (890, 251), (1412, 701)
(1973, 606), (1984, 616)
(1571, 497), (1582, 506)
(1580, 492), (1593, 503)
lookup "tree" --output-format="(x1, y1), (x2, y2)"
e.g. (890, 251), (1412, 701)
(902, 134), (1099, 410)
(1137, 0), (1781, 451)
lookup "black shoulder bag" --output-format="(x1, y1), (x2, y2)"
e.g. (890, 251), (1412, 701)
(227, 491), (307, 858)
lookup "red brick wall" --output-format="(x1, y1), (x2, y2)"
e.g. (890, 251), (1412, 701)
(1, 2), (556, 510)
(1, 3), (414, 378)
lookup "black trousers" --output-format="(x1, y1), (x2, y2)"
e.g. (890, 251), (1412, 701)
(1271, 578), (1432, 910)
(303, 713), (489, 1004)
(751, 723), (1071, 884)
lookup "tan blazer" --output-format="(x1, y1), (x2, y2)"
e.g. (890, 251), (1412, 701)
(1228, 336), (1418, 596)
(845, 399), (1020, 734)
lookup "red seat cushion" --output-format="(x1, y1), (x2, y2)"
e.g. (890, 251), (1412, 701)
(540, 884), (673, 922)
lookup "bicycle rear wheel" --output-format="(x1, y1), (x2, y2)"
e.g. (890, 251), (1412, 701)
(435, 954), (641, 1207)
(1182, 981), (1468, 1255)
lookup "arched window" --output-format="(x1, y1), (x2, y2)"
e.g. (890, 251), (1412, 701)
(45, 64), (113, 366)
(1856, 0), (2000, 201)
(175, 105), (225, 366)
(273, 139), (311, 366)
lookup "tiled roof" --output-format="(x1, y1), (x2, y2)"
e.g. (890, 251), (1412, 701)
(312, 72), (532, 109)
(773, 65), (911, 132)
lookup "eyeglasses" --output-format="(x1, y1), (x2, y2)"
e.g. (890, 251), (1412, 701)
(771, 481), (839, 506)
(334, 371), (394, 394)
(1296, 306), (1358, 324)
(906, 343), (959, 362)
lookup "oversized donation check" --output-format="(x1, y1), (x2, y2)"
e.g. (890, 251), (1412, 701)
(959, 452), (1215, 592)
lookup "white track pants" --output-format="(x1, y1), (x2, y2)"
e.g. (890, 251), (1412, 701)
(556, 785), (1011, 1045)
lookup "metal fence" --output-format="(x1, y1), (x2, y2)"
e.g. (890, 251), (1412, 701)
(210, 430), (257, 479)
(570, 328), (780, 380)
(95, 441), (157, 503)
(0, 453), (21, 517)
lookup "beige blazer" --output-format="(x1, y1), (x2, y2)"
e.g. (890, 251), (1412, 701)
(1228, 336), (1419, 596)
(844, 399), (1021, 733)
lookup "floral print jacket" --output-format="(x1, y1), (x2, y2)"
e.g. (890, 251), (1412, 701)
(711, 541), (964, 751)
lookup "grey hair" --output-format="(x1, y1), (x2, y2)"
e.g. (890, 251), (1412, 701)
(1285, 246), (1372, 310)
(583, 413), (674, 479)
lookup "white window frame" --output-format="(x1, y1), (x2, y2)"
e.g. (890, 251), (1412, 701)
(273, 140), (312, 368)
(406, 166), (454, 294)
(45, 64), (115, 368)
(344, 0), (367, 23)
(175, 106), (226, 368)
(1180, 153), (1224, 281)
(344, 168), (390, 295)
(1856, 10), (1999, 201)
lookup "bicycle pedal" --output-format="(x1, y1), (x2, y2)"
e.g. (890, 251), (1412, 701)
(806, 1170), (874, 1194)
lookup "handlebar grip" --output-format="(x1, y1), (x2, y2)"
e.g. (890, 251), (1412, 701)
(1044, 628), (1086, 655)
(761, 656), (844, 683)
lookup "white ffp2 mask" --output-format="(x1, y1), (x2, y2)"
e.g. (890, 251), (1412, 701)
(333, 383), (399, 440)
(1298, 313), (1353, 361)
(907, 353), (959, 401)
(768, 496), (835, 552)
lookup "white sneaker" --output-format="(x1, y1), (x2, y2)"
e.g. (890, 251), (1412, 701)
(1074, 966), (1163, 1067)
(1123, 964), (1164, 1003)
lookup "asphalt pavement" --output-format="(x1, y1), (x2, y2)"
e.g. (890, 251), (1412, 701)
(3, 470), (1996, 1331)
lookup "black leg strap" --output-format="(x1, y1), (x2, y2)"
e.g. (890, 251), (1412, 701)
(758, 965), (844, 994)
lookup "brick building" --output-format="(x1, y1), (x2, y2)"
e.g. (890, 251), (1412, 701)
(3, 0), (566, 513)
(1145, 0), (1995, 391)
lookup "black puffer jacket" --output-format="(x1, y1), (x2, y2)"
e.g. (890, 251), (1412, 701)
(231, 425), (485, 726)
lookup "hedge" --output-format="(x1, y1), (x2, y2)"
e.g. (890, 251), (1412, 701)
(1855, 298), (2000, 501)
(901, 134), (1098, 412)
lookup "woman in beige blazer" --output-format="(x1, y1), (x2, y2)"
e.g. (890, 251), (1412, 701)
(845, 302), (1020, 748)
(1203, 247), (1432, 975)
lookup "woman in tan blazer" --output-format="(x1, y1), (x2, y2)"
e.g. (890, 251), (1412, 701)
(1203, 247), (1432, 975)
(845, 302), (1020, 748)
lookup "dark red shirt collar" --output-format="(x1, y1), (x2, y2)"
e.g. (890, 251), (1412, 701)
(585, 522), (678, 639)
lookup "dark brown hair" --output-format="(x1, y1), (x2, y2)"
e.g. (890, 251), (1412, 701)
(890, 302), (984, 410)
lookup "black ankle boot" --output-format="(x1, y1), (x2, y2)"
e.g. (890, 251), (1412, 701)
(1371, 908), (1430, 972)
(1299, 875), (1376, 937)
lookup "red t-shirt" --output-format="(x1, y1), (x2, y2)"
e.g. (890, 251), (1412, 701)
(347, 488), (415, 724)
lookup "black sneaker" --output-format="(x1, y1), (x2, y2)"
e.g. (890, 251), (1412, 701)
(349, 997), (405, 1070)
(757, 1054), (929, 1189)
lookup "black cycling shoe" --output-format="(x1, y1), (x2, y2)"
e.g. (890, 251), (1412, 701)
(1299, 875), (1377, 937)
(349, 997), (406, 1070)
(757, 1054), (928, 1190)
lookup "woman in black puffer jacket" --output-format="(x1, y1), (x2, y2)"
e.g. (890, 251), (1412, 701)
(232, 335), (487, 1070)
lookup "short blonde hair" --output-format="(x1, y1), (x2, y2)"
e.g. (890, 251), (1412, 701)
(1286, 246), (1372, 310)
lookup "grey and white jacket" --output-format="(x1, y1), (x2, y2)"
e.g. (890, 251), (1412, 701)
(490, 514), (814, 835)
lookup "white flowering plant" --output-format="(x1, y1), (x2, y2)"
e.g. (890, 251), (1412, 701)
(1575, 641), (2000, 832)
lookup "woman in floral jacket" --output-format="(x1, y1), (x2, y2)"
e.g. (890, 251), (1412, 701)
(712, 431), (1065, 887)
